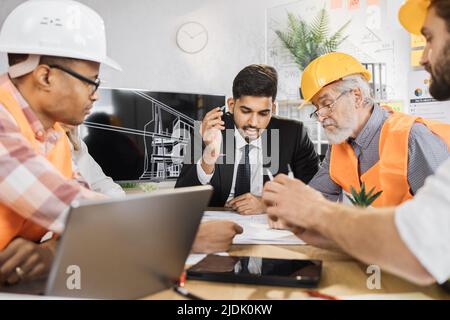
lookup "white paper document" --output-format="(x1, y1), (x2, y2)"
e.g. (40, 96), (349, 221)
(202, 211), (305, 245)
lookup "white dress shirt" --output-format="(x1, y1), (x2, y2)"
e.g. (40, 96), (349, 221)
(395, 158), (450, 284)
(43, 133), (126, 242)
(71, 139), (126, 198)
(197, 127), (263, 202)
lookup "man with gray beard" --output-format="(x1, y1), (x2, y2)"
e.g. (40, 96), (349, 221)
(303, 52), (450, 207)
(263, 0), (450, 286)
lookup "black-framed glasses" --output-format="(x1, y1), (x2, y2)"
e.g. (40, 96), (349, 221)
(48, 64), (101, 95)
(309, 90), (351, 119)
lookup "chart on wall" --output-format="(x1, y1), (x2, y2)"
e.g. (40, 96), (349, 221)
(408, 70), (450, 124)
(266, 0), (409, 103)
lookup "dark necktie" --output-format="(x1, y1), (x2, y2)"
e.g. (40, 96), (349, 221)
(234, 143), (251, 197)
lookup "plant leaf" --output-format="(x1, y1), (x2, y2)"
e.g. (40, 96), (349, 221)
(367, 190), (383, 206)
(350, 185), (359, 200)
(310, 8), (329, 47)
(345, 194), (356, 205)
(275, 10), (351, 70)
(366, 186), (376, 198)
(359, 183), (366, 204)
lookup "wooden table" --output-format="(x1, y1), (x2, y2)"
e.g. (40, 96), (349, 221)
(146, 244), (450, 300)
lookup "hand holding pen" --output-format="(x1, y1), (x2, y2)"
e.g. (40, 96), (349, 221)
(266, 164), (294, 181)
(265, 165), (294, 230)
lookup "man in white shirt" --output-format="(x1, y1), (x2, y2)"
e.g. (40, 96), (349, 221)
(262, 0), (450, 286)
(63, 124), (126, 197)
(176, 64), (319, 214)
(0, 122), (244, 285)
(196, 116), (266, 208)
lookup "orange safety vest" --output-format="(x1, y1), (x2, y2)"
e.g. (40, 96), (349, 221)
(0, 86), (73, 250)
(329, 107), (450, 207)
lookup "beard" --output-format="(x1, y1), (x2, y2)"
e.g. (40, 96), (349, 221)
(238, 126), (261, 141)
(233, 114), (262, 141)
(322, 108), (358, 144)
(426, 41), (450, 101)
(324, 123), (354, 144)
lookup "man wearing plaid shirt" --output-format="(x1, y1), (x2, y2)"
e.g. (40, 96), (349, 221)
(0, 0), (122, 286)
(0, 0), (244, 287)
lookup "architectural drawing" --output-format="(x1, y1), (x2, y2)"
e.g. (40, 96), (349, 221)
(82, 91), (195, 181)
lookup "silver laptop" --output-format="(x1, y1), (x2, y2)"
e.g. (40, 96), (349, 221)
(27, 185), (211, 299)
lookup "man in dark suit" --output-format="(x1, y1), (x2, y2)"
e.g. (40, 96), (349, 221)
(176, 64), (319, 214)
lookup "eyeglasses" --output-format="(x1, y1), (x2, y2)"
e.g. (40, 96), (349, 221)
(309, 90), (351, 119)
(48, 64), (101, 95)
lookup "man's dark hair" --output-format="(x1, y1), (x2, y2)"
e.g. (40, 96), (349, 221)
(7, 53), (28, 66)
(8, 53), (76, 68)
(232, 64), (278, 101)
(431, 0), (450, 32)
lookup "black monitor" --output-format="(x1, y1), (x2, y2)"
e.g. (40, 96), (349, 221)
(80, 88), (225, 182)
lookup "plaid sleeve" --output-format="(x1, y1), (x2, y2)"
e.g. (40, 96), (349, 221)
(71, 161), (92, 190)
(0, 106), (104, 233)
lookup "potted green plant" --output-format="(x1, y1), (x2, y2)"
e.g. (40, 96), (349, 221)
(275, 8), (351, 98)
(345, 183), (450, 293)
(345, 183), (383, 208)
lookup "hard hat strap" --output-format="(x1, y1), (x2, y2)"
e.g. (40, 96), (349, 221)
(8, 54), (41, 78)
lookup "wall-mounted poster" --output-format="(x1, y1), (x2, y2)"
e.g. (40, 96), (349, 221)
(408, 70), (450, 124)
(267, 0), (409, 104)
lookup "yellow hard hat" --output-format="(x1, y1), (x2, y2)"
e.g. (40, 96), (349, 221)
(398, 0), (431, 35)
(300, 52), (371, 107)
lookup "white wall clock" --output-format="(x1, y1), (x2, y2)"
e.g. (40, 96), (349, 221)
(176, 22), (208, 54)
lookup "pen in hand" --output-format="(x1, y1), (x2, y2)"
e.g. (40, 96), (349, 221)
(266, 165), (294, 181)
(266, 169), (274, 181)
(287, 164), (294, 179)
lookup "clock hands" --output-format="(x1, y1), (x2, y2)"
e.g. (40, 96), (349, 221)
(177, 22), (208, 53)
(191, 30), (206, 38)
(183, 29), (206, 39)
(183, 30), (194, 39)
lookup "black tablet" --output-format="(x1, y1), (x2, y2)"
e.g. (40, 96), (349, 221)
(186, 255), (322, 288)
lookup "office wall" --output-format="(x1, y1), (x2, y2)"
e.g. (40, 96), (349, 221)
(267, 0), (410, 104)
(0, 0), (297, 97)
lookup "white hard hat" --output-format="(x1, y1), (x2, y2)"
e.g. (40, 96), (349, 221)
(0, 0), (121, 75)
